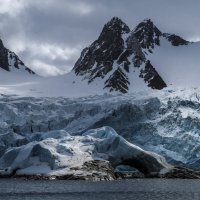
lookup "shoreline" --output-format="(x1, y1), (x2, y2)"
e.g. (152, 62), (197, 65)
(1, 167), (200, 181)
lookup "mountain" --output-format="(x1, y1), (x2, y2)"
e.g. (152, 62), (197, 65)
(73, 17), (169, 93)
(0, 38), (35, 74)
(72, 17), (194, 94)
(0, 17), (200, 97)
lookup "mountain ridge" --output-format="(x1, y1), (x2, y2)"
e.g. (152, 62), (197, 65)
(0, 17), (199, 97)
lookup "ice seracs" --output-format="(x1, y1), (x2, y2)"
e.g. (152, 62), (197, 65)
(0, 126), (172, 178)
(0, 90), (200, 174)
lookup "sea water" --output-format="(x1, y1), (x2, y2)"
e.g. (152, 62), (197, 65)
(0, 179), (199, 200)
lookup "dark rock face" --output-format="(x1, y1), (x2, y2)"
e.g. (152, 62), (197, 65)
(104, 68), (130, 93)
(73, 17), (130, 82)
(163, 33), (190, 46)
(67, 160), (117, 181)
(73, 17), (190, 93)
(140, 60), (167, 89)
(134, 20), (189, 52)
(159, 167), (200, 179)
(133, 19), (162, 53)
(0, 38), (35, 74)
(0, 39), (9, 71)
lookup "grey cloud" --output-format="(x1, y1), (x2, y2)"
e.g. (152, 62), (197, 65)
(0, 0), (200, 76)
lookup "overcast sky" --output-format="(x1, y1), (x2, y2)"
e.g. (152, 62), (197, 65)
(0, 0), (200, 76)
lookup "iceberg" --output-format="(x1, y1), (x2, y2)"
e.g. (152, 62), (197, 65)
(0, 127), (172, 178)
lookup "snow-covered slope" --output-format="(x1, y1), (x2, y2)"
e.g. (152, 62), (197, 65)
(147, 39), (200, 87)
(0, 72), (107, 97)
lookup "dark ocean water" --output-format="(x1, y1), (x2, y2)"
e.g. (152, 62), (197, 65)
(0, 179), (200, 200)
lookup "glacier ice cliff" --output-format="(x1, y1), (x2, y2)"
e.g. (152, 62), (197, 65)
(0, 127), (172, 178)
(0, 88), (200, 178)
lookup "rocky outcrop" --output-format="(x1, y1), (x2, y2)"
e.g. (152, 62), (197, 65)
(0, 39), (9, 71)
(104, 68), (130, 93)
(163, 33), (190, 46)
(160, 167), (200, 179)
(140, 60), (167, 89)
(63, 160), (116, 181)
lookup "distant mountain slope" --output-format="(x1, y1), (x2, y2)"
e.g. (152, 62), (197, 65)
(0, 38), (35, 75)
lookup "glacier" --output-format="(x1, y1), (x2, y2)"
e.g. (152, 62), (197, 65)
(0, 88), (200, 178)
(0, 127), (171, 178)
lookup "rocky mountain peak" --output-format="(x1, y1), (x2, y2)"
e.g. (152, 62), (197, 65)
(100, 17), (130, 36)
(74, 17), (131, 82)
(133, 19), (162, 52)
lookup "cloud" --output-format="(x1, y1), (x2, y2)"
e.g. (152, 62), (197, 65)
(64, 1), (94, 15)
(0, 0), (26, 16)
(8, 39), (80, 76)
(0, 0), (200, 76)
(30, 60), (65, 77)
(28, 44), (80, 61)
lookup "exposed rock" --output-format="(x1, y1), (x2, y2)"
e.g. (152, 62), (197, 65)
(73, 17), (168, 93)
(0, 39), (9, 71)
(13, 160), (116, 181)
(73, 17), (130, 81)
(140, 60), (167, 89)
(133, 19), (162, 52)
(160, 167), (200, 179)
(163, 33), (190, 46)
(0, 37), (35, 74)
(60, 160), (116, 181)
(104, 68), (130, 93)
